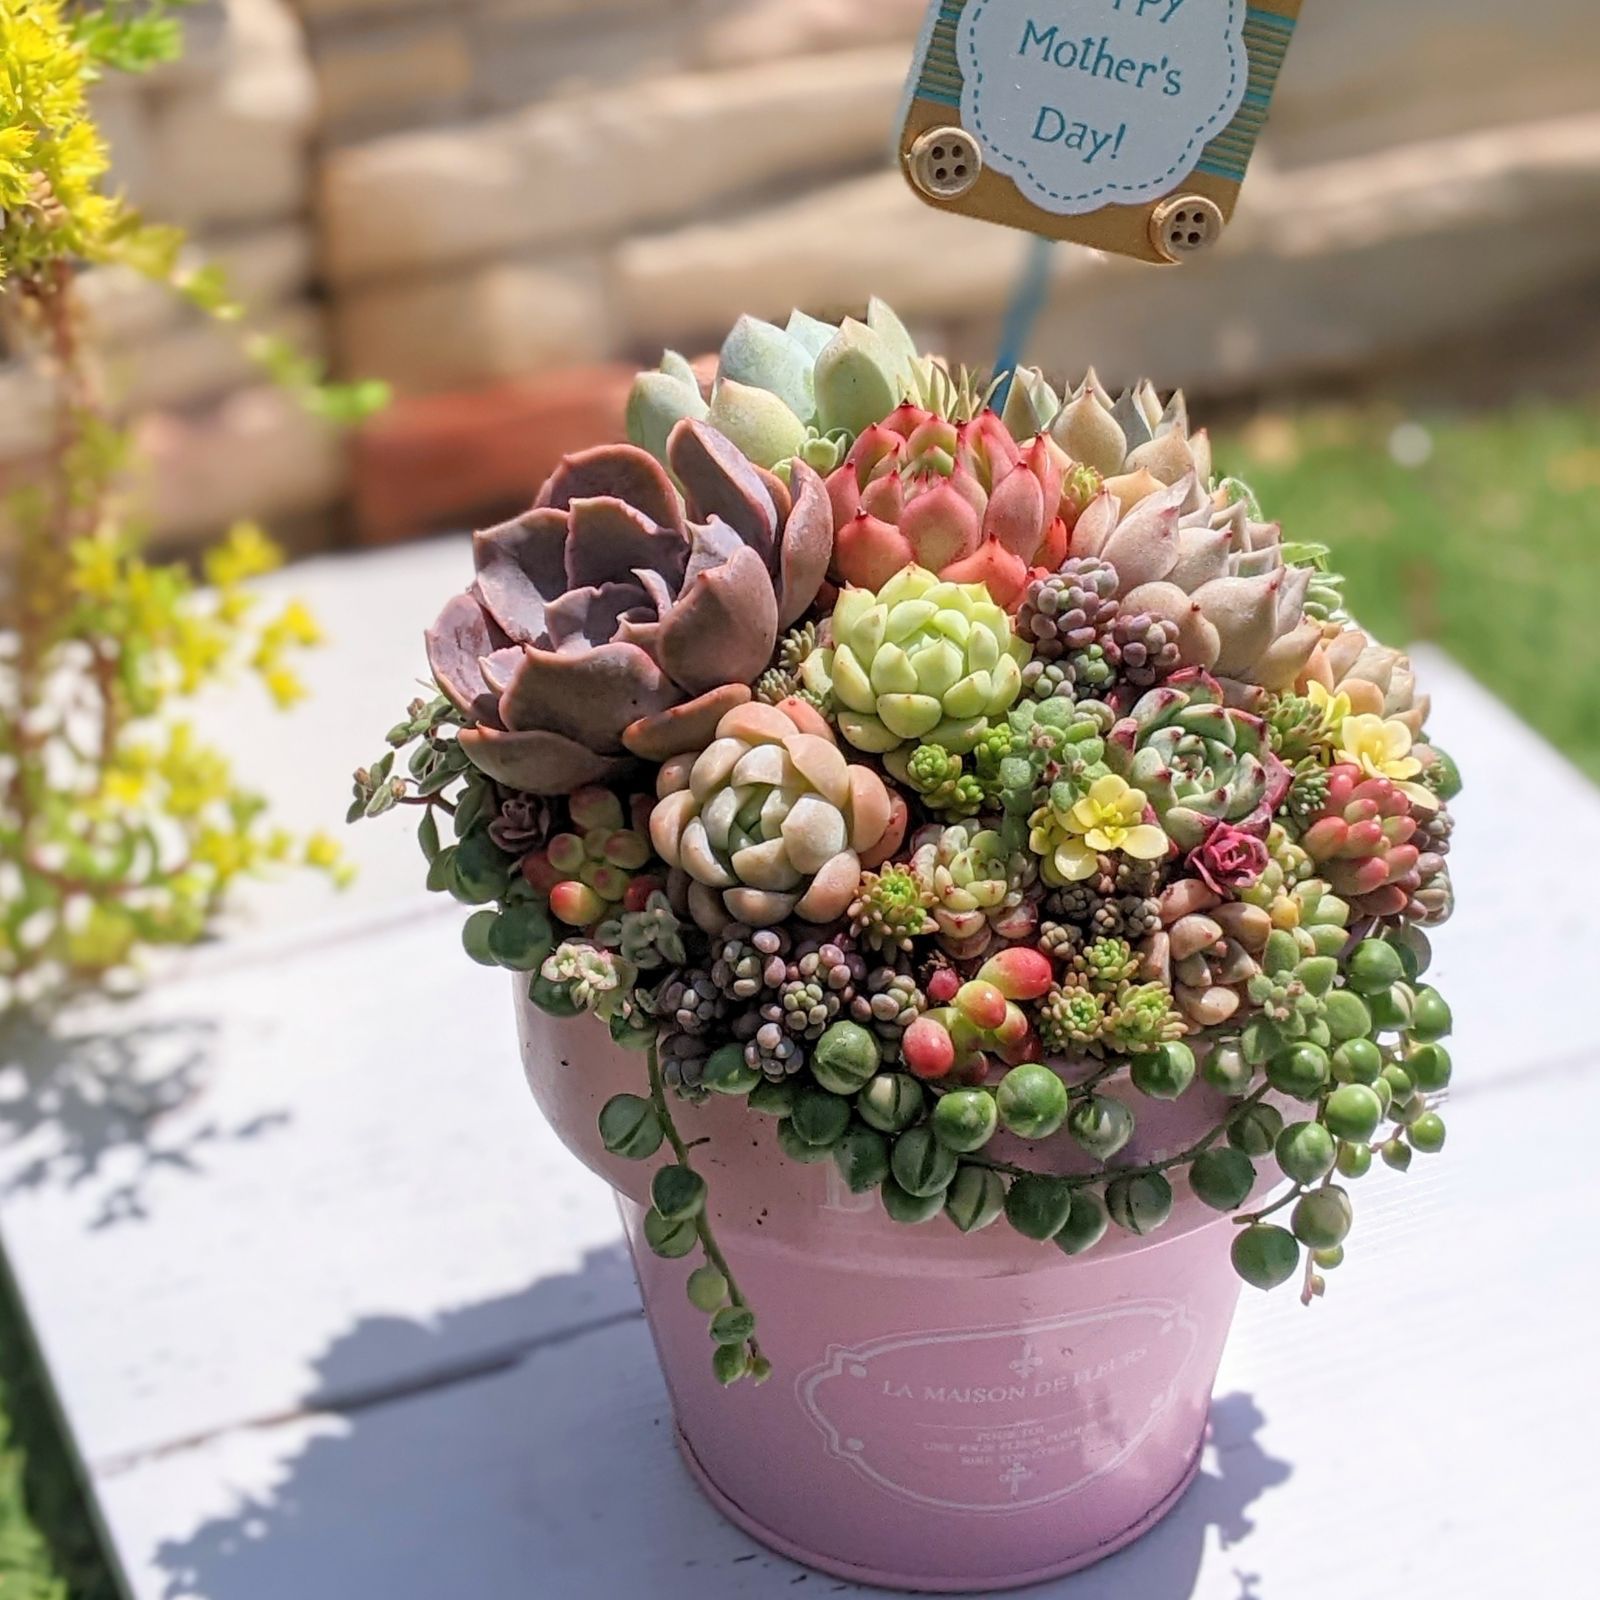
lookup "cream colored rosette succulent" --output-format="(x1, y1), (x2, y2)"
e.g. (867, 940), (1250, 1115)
(649, 700), (903, 933)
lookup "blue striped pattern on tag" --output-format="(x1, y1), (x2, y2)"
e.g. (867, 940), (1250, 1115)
(1194, 6), (1295, 182)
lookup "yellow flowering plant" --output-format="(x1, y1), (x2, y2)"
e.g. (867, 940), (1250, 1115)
(0, 1), (377, 1010)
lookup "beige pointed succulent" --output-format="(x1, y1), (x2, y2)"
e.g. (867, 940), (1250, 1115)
(1063, 476), (1321, 695)
(1006, 369), (1214, 499)
(1301, 628), (1430, 737)
(649, 700), (904, 934)
(1002, 370), (1319, 695)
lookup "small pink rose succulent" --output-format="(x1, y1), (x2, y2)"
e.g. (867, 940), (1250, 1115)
(1187, 824), (1271, 896)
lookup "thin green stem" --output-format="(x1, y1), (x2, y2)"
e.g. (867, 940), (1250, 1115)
(646, 1044), (766, 1374)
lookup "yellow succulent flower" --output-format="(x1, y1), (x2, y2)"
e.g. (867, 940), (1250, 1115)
(1334, 712), (1437, 810)
(1030, 774), (1170, 885)
(1305, 681), (1352, 729)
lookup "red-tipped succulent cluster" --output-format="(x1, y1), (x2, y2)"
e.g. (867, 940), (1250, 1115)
(902, 947), (1054, 1082)
(1300, 764), (1423, 919)
(826, 404), (1094, 609)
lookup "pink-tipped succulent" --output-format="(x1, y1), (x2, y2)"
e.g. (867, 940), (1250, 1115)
(825, 404), (1074, 609)
(426, 420), (833, 794)
(521, 788), (654, 927)
(1300, 764), (1422, 919)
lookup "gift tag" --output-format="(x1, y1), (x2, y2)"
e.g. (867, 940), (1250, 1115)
(898, 0), (1301, 263)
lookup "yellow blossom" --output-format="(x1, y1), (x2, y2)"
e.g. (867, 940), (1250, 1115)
(304, 832), (344, 871)
(1030, 774), (1170, 885)
(204, 522), (282, 589)
(1305, 681), (1352, 728)
(1335, 713), (1438, 810)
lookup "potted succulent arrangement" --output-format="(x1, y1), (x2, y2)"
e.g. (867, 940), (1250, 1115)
(354, 301), (1460, 1591)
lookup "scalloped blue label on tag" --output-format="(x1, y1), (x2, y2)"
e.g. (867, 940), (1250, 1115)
(959, 0), (1250, 214)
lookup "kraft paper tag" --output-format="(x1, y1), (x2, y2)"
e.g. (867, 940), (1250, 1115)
(897, 0), (1302, 264)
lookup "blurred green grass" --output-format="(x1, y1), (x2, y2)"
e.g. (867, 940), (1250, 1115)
(1215, 398), (1600, 783)
(0, 398), (1596, 1599)
(1, 1252), (111, 1600)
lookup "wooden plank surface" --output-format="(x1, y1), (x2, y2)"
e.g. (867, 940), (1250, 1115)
(1, 535), (1595, 1600)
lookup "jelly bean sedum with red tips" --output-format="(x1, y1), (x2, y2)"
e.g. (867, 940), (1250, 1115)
(358, 299), (1463, 1382)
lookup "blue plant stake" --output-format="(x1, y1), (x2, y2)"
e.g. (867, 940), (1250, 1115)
(991, 235), (1054, 414)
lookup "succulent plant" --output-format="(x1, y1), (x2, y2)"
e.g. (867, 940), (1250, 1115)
(1146, 878), (1273, 1028)
(1186, 823), (1271, 896)
(627, 298), (923, 472)
(900, 744), (988, 819)
(1006, 371), (1215, 494)
(851, 967), (926, 1053)
(596, 890), (686, 970)
(1263, 687), (1342, 764)
(907, 822), (1037, 961)
(1070, 936), (1142, 991)
(1062, 476), (1322, 696)
(755, 621), (822, 706)
(655, 965), (726, 1036)
(1106, 669), (1289, 850)
(802, 566), (1028, 756)
(520, 787), (654, 926)
(981, 695), (1115, 821)
(486, 793), (552, 855)
(1302, 627), (1429, 738)
(1044, 852), (1164, 941)
(1014, 558), (1120, 661)
(1109, 609), (1182, 688)
(825, 406), (1075, 607)
(1028, 772), (1170, 887)
(1102, 981), (1186, 1054)
(1037, 978), (1107, 1055)
(1299, 764), (1423, 919)
(767, 940), (863, 1039)
(709, 922), (790, 1002)
(847, 865), (937, 954)
(427, 421), (832, 793)
(542, 941), (637, 1018)
(650, 699), (903, 933)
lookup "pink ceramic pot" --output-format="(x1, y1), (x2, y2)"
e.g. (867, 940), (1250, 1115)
(518, 998), (1245, 1593)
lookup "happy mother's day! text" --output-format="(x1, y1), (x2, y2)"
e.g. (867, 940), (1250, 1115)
(1020, 0), (1198, 167)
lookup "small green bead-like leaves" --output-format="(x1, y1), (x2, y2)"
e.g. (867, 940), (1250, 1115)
(643, 1208), (698, 1259)
(686, 1265), (729, 1312)
(1005, 1174), (1073, 1241)
(1054, 1191), (1110, 1256)
(1106, 1172), (1172, 1236)
(1232, 1224), (1300, 1289)
(598, 1094), (663, 1161)
(461, 909), (499, 967)
(1190, 1148), (1256, 1211)
(651, 1164), (707, 1222)
(712, 1341), (752, 1385)
(709, 1307), (757, 1346)
(890, 1127), (959, 1198)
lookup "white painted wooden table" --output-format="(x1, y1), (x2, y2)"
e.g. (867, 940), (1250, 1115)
(2, 544), (1597, 1599)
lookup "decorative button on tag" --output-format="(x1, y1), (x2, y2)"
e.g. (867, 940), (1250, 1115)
(898, 0), (1301, 264)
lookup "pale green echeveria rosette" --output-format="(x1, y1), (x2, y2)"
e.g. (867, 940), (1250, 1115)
(626, 298), (925, 476)
(800, 566), (1029, 757)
